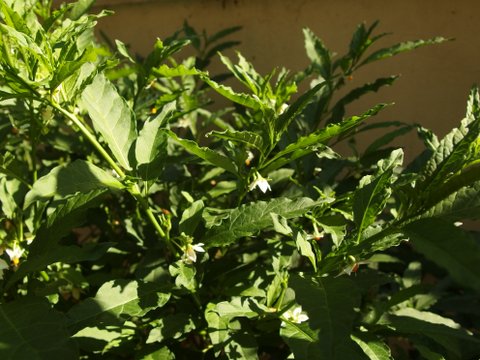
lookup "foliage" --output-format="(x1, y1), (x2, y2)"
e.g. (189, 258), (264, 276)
(0, 1), (479, 359)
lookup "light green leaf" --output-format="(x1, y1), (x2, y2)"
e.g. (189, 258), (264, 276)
(24, 160), (124, 208)
(351, 335), (392, 360)
(303, 27), (332, 79)
(67, 279), (170, 333)
(140, 346), (175, 360)
(115, 39), (135, 62)
(205, 304), (230, 352)
(214, 297), (265, 319)
(405, 218), (480, 293)
(0, 297), (78, 359)
(153, 64), (201, 77)
(82, 72), (137, 170)
(179, 200), (204, 236)
(201, 74), (262, 110)
(203, 197), (320, 247)
(135, 102), (175, 180)
(165, 129), (237, 175)
(294, 231), (317, 271)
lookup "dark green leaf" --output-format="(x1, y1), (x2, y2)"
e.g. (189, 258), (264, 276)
(203, 197), (320, 247)
(0, 297), (78, 359)
(381, 308), (480, 358)
(330, 76), (398, 124)
(289, 274), (361, 359)
(358, 37), (449, 68)
(405, 218), (480, 293)
(207, 129), (264, 151)
(67, 279), (170, 333)
(275, 82), (325, 137)
(262, 104), (387, 173)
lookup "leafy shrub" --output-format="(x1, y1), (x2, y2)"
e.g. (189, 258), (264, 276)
(0, 1), (479, 359)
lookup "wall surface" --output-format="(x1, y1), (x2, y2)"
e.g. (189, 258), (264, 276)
(92, 0), (480, 159)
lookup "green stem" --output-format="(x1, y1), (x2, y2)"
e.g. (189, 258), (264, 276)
(51, 103), (126, 179)
(51, 103), (172, 247)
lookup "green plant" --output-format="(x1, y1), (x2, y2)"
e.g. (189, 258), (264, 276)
(0, 1), (479, 359)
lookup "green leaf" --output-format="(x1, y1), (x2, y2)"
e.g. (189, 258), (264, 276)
(353, 149), (403, 239)
(421, 180), (480, 220)
(139, 346), (175, 360)
(82, 72), (137, 170)
(275, 82), (325, 136)
(280, 321), (322, 360)
(289, 274), (360, 359)
(146, 313), (195, 344)
(7, 190), (108, 288)
(381, 308), (480, 358)
(201, 74), (262, 110)
(262, 104), (387, 173)
(207, 129), (264, 152)
(203, 197), (320, 247)
(135, 102), (175, 180)
(303, 28), (332, 79)
(0, 297), (78, 359)
(351, 334), (393, 360)
(405, 218), (480, 293)
(67, 279), (170, 333)
(330, 76), (398, 124)
(179, 200), (204, 236)
(153, 64), (201, 77)
(358, 37), (449, 67)
(164, 129), (237, 175)
(205, 304), (230, 353)
(294, 231), (317, 271)
(24, 160), (124, 208)
(115, 39), (135, 63)
(69, 0), (95, 20)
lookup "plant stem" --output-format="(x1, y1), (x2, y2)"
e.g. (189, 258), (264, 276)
(51, 103), (172, 247)
(51, 103), (126, 179)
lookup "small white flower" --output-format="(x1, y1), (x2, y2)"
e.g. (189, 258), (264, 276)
(0, 259), (8, 280)
(182, 243), (205, 264)
(278, 103), (289, 115)
(248, 173), (271, 193)
(283, 306), (309, 324)
(6, 244), (25, 266)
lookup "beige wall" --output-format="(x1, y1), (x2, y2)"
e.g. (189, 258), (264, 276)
(92, 0), (480, 160)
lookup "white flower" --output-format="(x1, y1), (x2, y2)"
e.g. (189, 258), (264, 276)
(182, 243), (205, 263)
(0, 259), (8, 280)
(248, 173), (271, 193)
(6, 244), (25, 266)
(283, 306), (309, 324)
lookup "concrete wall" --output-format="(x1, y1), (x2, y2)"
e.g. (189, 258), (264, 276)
(92, 0), (480, 159)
